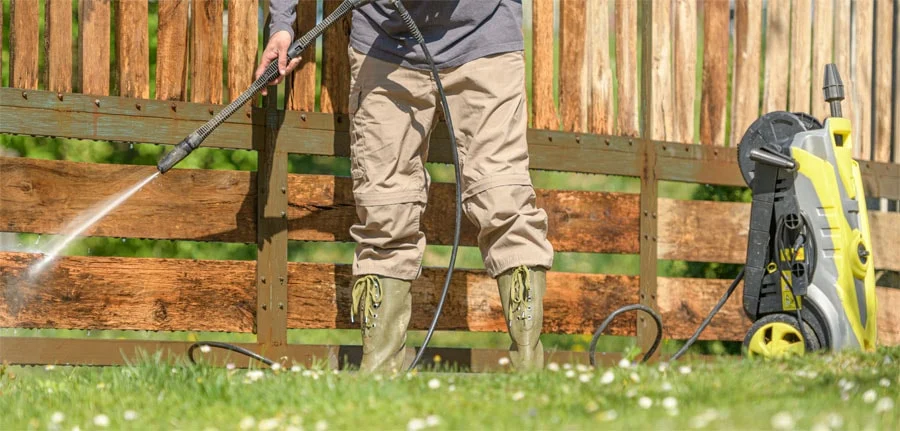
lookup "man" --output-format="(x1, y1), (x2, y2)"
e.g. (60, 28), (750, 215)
(258, 0), (554, 372)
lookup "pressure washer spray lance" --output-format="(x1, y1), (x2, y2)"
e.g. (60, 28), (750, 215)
(158, 0), (462, 371)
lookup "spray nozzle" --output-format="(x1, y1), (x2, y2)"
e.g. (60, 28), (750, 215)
(157, 133), (202, 173)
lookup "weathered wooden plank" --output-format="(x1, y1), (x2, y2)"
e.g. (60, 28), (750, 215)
(657, 199), (900, 272)
(833, 0), (853, 123)
(650, 0), (673, 141)
(587, 0), (613, 135)
(700, 0), (729, 146)
(810, 0), (834, 121)
(155, 0), (189, 101)
(10, 0), (40, 90)
(0, 0), (4, 83)
(673, 0), (697, 144)
(762, 0), (790, 112)
(896, 4), (900, 164)
(45, 0), (73, 93)
(872, 0), (894, 163)
(5, 251), (895, 342)
(115, 0), (149, 98)
(532, 0), (558, 130)
(190, 0), (224, 104)
(78, 0), (111, 96)
(730, 0), (763, 147)
(0, 157), (640, 254)
(0, 253), (256, 332)
(559, 0), (587, 133)
(286, 0), (317, 111)
(789, 0), (812, 113)
(320, 0), (351, 114)
(854, 0), (875, 160)
(615, 0), (638, 137)
(227, 0), (258, 103)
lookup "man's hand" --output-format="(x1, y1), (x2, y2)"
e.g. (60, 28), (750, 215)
(255, 31), (302, 96)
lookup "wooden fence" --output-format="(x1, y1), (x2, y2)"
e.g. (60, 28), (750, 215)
(0, 0), (898, 369)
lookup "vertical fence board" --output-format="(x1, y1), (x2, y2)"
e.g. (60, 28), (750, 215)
(0, 0), (3, 85)
(532, 0), (558, 130)
(115, 0), (149, 98)
(78, 0), (110, 96)
(190, 0), (224, 104)
(615, 0), (638, 136)
(762, 0), (789, 112)
(286, 0), (317, 111)
(156, 0), (189, 101)
(854, 0), (874, 160)
(700, 0), (729, 146)
(10, 0), (40, 90)
(833, 0), (853, 123)
(650, 0), (673, 141)
(227, 0), (258, 103)
(673, 0), (697, 143)
(789, 0), (812, 112)
(895, 4), (900, 164)
(560, 0), (587, 133)
(46, 0), (73, 93)
(730, 0), (762, 147)
(320, 0), (351, 114)
(873, 0), (894, 163)
(811, 0), (834, 120)
(588, 0), (613, 135)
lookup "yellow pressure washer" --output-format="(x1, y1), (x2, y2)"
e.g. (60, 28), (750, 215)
(737, 64), (877, 358)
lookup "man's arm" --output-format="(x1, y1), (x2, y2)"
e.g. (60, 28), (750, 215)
(255, 0), (301, 94)
(269, 0), (298, 40)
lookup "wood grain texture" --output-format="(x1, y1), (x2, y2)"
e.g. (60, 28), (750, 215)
(559, 0), (587, 133)
(78, 0), (110, 96)
(115, 0), (149, 98)
(286, 0), (317, 111)
(853, 0), (874, 160)
(810, 0), (834, 120)
(789, 0), (812, 113)
(155, 0), (189, 101)
(762, 0), (789, 112)
(190, 0), (224, 104)
(45, 0), (73, 93)
(730, 0), (762, 147)
(872, 0), (894, 163)
(320, 0), (351, 114)
(588, 0), (614, 135)
(896, 4), (900, 164)
(532, 0), (558, 130)
(615, 0), (638, 137)
(227, 0), (258, 103)
(0, 253), (256, 332)
(700, 0), (729, 146)
(650, 0), (673, 141)
(0, 0), (3, 82)
(0, 157), (640, 254)
(4, 251), (896, 342)
(10, 0), (40, 90)
(673, 0), (697, 143)
(833, 0), (853, 124)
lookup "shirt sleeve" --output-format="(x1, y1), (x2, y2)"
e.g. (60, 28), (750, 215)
(268, 0), (298, 39)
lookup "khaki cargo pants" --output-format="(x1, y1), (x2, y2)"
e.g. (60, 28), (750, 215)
(348, 47), (554, 280)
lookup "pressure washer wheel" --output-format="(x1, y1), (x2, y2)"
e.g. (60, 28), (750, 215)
(737, 111), (821, 186)
(743, 313), (820, 358)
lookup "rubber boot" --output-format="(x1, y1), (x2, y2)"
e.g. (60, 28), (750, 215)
(497, 266), (546, 370)
(351, 275), (412, 373)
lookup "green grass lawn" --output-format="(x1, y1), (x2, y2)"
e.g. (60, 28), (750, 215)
(2, 347), (897, 431)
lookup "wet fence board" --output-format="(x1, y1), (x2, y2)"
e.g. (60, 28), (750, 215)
(115, 0), (149, 98)
(226, 0), (258, 103)
(190, 0), (224, 104)
(77, 0), (111, 96)
(155, 0), (189, 101)
(45, 0), (73, 93)
(10, 0), (40, 90)
(2, 252), (897, 343)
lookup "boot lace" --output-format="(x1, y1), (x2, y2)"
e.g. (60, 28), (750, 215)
(351, 275), (383, 329)
(508, 266), (533, 321)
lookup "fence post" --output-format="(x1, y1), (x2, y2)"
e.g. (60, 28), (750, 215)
(637, 0), (660, 359)
(256, 12), (289, 363)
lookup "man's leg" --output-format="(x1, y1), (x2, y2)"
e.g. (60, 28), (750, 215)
(439, 51), (554, 370)
(347, 48), (437, 372)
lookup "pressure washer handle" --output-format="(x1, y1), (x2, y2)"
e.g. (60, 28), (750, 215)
(157, 0), (368, 174)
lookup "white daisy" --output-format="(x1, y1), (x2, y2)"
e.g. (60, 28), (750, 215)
(407, 418), (426, 431)
(93, 414), (110, 428)
(425, 415), (441, 427)
(600, 370), (615, 385)
(50, 412), (64, 424)
(770, 411), (794, 431)
(239, 417), (256, 430)
(512, 391), (525, 401)
(547, 362), (560, 372)
(662, 396), (678, 410)
(863, 389), (877, 403)
(428, 378), (441, 390)
(123, 410), (137, 421)
(638, 397), (652, 409)
(875, 397), (894, 413)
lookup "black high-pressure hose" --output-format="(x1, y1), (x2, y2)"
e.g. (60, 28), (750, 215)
(184, 0), (462, 371)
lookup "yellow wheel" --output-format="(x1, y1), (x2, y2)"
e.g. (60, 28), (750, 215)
(743, 314), (818, 358)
